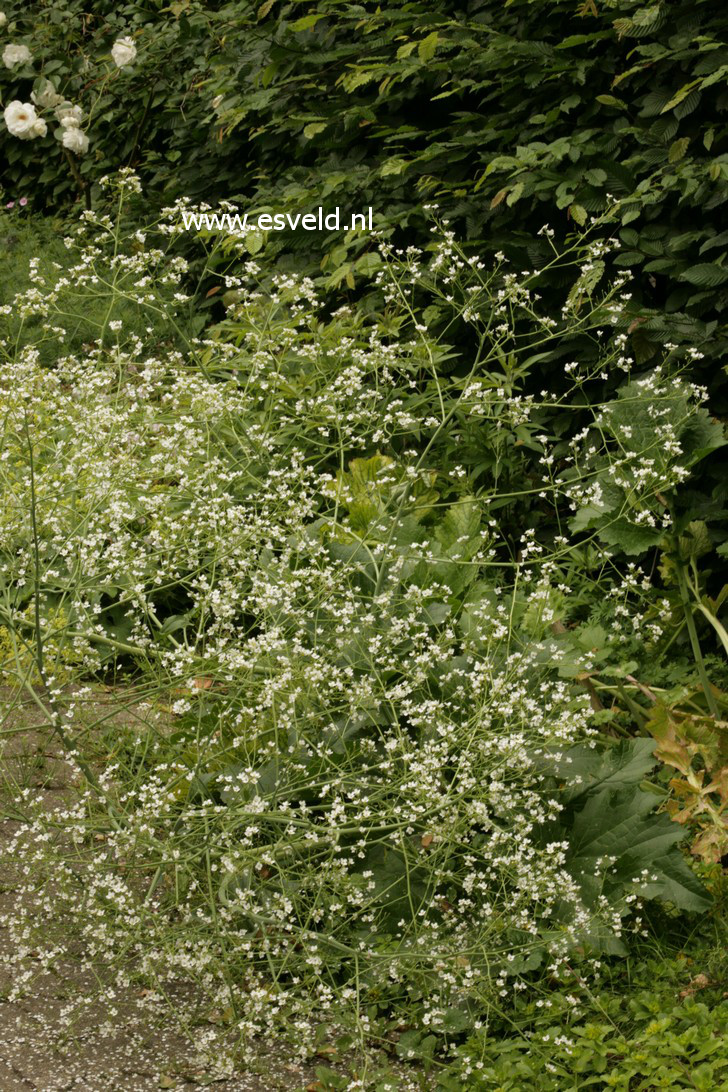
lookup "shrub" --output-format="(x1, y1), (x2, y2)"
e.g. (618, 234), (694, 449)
(4, 0), (727, 592)
(2, 0), (727, 374)
(0, 185), (716, 1070)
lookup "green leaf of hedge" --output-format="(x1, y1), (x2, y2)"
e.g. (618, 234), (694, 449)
(418, 32), (439, 62)
(680, 264), (728, 287)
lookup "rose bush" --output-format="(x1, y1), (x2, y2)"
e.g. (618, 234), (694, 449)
(0, 0), (214, 207)
(0, 7), (148, 186)
(2, 4), (725, 520)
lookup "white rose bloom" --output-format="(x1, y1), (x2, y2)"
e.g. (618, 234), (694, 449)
(60, 114), (82, 129)
(31, 80), (63, 109)
(111, 37), (136, 68)
(2, 43), (32, 69)
(30, 116), (47, 138)
(3, 100), (38, 140)
(0, 13), (7, 29)
(61, 127), (89, 155)
(55, 101), (83, 124)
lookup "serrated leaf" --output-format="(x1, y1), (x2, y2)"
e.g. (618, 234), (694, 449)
(676, 406), (725, 465)
(569, 203), (588, 226)
(566, 258), (605, 311)
(564, 785), (710, 912)
(639, 845), (713, 911)
(596, 518), (664, 555)
(397, 41), (417, 59)
(596, 94), (626, 109)
(540, 738), (658, 802)
(661, 80), (701, 113)
(303, 122), (327, 139)
(418, 32), (439, 62)
(380, 157), (408, 177)
(290, 12), (326, 31)
(434, 498), (480, 551)
(678, 520), (712, 561)
(506, 182), (524, 207)
(668, 137), (690, 163)
(681, 263), (728, 287)
(699, 228), (728, 255)
(245, 231), (264, 255)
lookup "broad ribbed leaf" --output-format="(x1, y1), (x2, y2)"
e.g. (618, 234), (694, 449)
(681, 264), (728, 287)
(566, 785), (710, 912)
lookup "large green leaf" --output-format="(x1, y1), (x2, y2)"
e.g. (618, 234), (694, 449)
(680, 263), (728, 287)
(565, 784), (710, 913)
(540, 737), (657, 802)
(538, 739), (711, 942)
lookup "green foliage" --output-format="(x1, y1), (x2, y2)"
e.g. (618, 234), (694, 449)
(1, 200), (720, 1075)
(6, 0), (728, 637)
(0, 201), (202, 364)
(4, 1), (728, 585)
(2, 0), (727, 367)
(536, 739), (710, 956)
(0, 0), (727, 1077)
(0, 205), (67, 297)
(564, 372), (726, 554)
(438, 944), (728, 1091)
(0, 0), (215, 206)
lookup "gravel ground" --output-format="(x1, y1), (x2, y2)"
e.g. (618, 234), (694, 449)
(0, 690), (322, 1092)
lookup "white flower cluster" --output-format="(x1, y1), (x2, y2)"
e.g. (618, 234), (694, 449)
(0, 193), (695, 1058)
(2, 36), (138, 155)
(56, 99), (88, 155)
(3, 80), (88, 153)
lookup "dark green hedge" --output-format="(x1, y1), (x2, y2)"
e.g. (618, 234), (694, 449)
(2, 0), (727, 376)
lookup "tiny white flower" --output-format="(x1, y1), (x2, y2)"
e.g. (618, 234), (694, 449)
(4, 100), (39, 140)
(30, 116), (47, 138)
(60, 114), (82, 130)
(31, 79), (63, 110)
(61, 126), (89, 155)
(111, 36), (136, 68)
(2, 43), (32, 69)
(0, 13), (7, 29)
